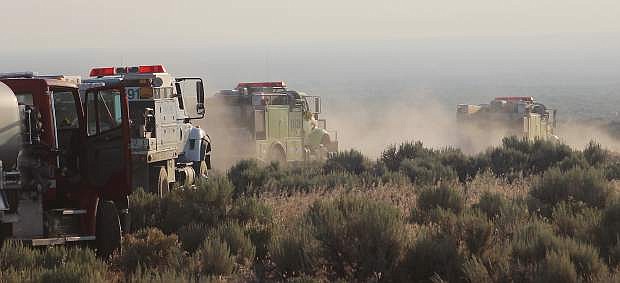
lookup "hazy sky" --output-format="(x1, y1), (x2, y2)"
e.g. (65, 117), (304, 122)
(2, 0), (620, 50)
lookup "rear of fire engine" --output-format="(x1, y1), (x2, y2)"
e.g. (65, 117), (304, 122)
(83, 65), (211, 196)
(208, 81), (338, 169)
(456, 96), (558, 152)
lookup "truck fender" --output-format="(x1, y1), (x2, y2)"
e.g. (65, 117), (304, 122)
(184, 127), (206, 162)
(268, 142), (286, 164)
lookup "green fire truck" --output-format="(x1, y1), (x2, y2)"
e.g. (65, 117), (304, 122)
(207, 81), (338, 169)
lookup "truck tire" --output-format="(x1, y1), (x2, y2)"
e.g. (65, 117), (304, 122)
(95, 201), (121, 259)
(150, 166), (169, 197)
(268, 147), (286, 165)
(198, 160), (208, 179)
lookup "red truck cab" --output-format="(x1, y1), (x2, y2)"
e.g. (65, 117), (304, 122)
(0, 74), (131, 257)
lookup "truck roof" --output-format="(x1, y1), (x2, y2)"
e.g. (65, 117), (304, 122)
(0, 77), (80, 89)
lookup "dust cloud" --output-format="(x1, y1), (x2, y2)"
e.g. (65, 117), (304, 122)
(558, 122), (620, 152)
(324, 93), (620, 158)
(200, 90), (620, 170)
(324, 92), (504, 158)
(200, 95), (256, 172)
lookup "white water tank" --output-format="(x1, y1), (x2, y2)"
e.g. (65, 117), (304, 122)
(0, 82), (22, 168)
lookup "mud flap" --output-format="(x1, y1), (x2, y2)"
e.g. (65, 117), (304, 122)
(95, 201), (121, 258)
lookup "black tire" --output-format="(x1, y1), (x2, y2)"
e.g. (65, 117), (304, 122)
(95, 201), (121, 259)
(0, 223), (12, 247)
(150, 166), (169, 197)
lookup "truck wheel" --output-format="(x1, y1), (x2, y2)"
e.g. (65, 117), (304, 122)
(268, 147), (286, 165)
(198, 160), (208, 179)
(150, 166), (169, 197)
(95, 201), (121, 259)
(0, 223), (11, 246)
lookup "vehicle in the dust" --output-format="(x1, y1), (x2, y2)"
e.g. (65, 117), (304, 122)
(81, 65), (211, 196)
(0, 73), (130, 256)
(208, 81), (338, 168)
(456, 96), (558, 150)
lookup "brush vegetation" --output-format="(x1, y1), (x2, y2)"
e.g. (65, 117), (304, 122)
(4, 137), (620, 282)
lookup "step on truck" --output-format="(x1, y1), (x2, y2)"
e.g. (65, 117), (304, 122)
(207, 81), (338, 169)
(82, 65), (211, 196)
(0, 73), (132, 257)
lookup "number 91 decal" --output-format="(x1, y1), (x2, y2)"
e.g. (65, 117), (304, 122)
(126, 87), (141, 100)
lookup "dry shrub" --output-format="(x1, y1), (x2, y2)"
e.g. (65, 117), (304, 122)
(512, 221), (608, 281)
(129, 176), (234, 234)
(381, 141), (432, 171)
(551, 201), (601, 242)
(462, 256), (492, 283)
(0, 241), (108, 282)
(192, 237), (236, 276)
(227, 159), (274, 196)
(600, 202), (620, 265)
(178, 222), (210, 253)
(230, 197), (273, 225)
(459, 211), (494, 256)
(324, 149), (371, 175)
(117, 228), (185, 274)
(304, 197), (408, 281)
(416, 183), (465, 215)
(538, 250), (579, 283)
(475, 191), (508, 219)
(531, 167), (614, 215)
(128, 188), (162, 231)
(400, 230), (462, 282)
(270, 223), (321, 278)
(400, 157), (458, 185)
(211, 221), (256, 265)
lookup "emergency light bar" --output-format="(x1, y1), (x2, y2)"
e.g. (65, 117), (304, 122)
(89, 67), (116, 77)
(237, 81), (286, 89)
(138, 65), (166, 73)
(89, 65), (167, 77)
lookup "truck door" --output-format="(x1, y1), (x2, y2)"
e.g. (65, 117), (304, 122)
(82, 88), (131, 197)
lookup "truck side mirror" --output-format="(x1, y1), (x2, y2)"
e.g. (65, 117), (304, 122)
(175, 77), (206, 119)
(314, 97), (321, 114)
(196, 80), (205, 115)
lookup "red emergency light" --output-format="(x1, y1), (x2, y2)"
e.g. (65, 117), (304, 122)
(89, 67), (116, 77)
(494, 96), (534, 102)
(89, 65), (167, 77)
(237, 81), (286, 89)
(138, 65), (166, 73)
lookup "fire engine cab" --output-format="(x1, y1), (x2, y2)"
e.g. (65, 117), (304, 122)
(82, 65), (211, 196)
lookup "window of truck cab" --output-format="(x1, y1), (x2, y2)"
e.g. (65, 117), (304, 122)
(14, 93), (34, 106)
(85, 89), (122, 136)
(52, 90), (79, 129)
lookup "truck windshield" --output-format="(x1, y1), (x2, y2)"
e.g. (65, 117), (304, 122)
(53, 91), (79, 129)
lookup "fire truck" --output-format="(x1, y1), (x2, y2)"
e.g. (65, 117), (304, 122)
(207, 81), (338, 168)
(457, 96), (558, 150)
(0, 73), (130, 256)
(82, 65), (211, 196)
